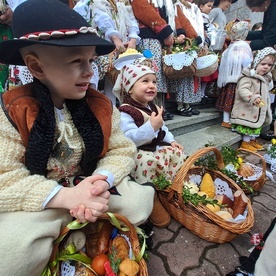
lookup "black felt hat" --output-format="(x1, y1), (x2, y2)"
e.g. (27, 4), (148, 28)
(214, 0), (238, 7)
(0, 0), (115, 65)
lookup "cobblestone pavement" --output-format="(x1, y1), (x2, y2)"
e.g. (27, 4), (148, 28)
(146, 139), (276, 276)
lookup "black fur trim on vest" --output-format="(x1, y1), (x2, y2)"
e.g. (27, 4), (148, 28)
(25, 79), (103, 176)
(66, 98), (103, 175)
(25, 79), (56, 175)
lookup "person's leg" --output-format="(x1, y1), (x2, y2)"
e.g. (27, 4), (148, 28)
(109, 176), (155, 226)
(254, 219), (276, 275)
(0, 209), (71, 275)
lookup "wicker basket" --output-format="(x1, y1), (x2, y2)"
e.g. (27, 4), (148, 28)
(158, 147), (254, 243)
(47, 212), (148, 276)
(163, 38), (197, 79)
(236, 148), (266, 193)
(195, 56), (218, 77)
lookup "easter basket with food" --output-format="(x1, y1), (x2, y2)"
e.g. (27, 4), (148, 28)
(162, 38), (198, 79)
(194, 145), (266, 194)
(229, 148), (266, 193)
(42, 212), (148, 276)
(157, 147), (254, 243)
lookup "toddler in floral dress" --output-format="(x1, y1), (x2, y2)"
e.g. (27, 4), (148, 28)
(113, 64), (186, 227)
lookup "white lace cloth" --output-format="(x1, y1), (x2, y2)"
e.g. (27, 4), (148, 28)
(264, 154), (276, 173)
(163, 50), (198, 70)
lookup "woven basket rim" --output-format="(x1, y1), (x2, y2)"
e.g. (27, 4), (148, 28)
(49, 212), (148, 276)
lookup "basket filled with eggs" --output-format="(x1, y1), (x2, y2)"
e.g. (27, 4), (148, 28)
(157, 147), (254, 244)
(43, 212), (148, 276)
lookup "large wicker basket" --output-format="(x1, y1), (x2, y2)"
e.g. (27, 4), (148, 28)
(46, 212), (148, 276)
(236, 148), (266, 193)
(158, 147), (254, 243)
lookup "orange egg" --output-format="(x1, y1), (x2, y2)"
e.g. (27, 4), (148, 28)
(91, 253), (109, 276)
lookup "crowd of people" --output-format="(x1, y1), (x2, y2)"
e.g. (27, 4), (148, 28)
(0, 0), (276, 275)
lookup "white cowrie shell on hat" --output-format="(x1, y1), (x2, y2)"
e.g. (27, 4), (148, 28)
(65, 30), (77, 35)
(28, 34), (39, 40)
(88, 27), (97, 34)
(51, 31), (64, 38)
(19, 36), (28, 40)
(38, 32), (51, 40)
(79, 27), (88, 33)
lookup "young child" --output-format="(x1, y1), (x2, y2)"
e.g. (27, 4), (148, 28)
(0, 0), (155, 274)
(231, 47), (276, 152)
(197, 0), (218, 102)
(209, 0), (236, 30)
(113, 64), (186, 227)
(216, 20), (253, 128)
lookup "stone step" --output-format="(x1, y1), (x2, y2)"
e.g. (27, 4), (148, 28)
(165, 107), (221, 137)
(175, 124), (242, 156)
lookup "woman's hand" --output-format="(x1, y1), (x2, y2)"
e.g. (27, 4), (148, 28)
(175, 34), (185, 44)
(171, 141), (184, 151)
(164, 33), (174, 47)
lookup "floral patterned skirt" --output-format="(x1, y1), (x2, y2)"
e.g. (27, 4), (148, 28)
(231, 124), (262, 137)
(130, 146), (186, 184)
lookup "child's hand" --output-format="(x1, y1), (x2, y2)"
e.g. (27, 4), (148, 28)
(111, 35), (126, 53)
(254, 97), (265, 107)
(125, 38), (137, 49)
(46, 175), (110, 223)
(171, 141), (184, 151)
(150, 106), (164, 131)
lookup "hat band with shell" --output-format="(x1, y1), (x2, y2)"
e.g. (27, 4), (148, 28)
(19, 27), (99, 41)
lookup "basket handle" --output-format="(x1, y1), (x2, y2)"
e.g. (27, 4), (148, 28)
(170, 146), (224, 194)
(48, 212), (143, 274)
(236, 148), (266, 173)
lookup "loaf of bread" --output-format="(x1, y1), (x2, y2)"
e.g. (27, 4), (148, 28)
(237, 163), (254, 178)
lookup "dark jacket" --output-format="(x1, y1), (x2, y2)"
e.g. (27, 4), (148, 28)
(246, 0), (276, 50)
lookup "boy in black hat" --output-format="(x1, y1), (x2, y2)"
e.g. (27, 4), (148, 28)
(0, 0), (154, 274)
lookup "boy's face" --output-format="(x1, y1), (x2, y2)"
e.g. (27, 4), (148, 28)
(27, 45), (96, 108)
(256, 56), (275, 76)
(128, 73), (157, 106)
(220, 0), (231, 11)
(200, 2), (214, 14)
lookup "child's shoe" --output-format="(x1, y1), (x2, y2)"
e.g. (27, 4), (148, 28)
(249, 140), (264, 151)
(149, 193), (171, 228)
(221, 121), (231, 129)
(240, 141), (257, 152)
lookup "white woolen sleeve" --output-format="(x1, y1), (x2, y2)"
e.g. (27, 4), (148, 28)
(120, 112), (175, 147)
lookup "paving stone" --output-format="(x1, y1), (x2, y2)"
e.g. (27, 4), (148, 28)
(185, 260), (220, 276)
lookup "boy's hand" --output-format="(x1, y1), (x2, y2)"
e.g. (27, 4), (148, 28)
(46, 175), (110, 222)
(150, 106), (164, 131)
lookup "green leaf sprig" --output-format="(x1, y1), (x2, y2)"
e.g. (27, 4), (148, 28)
(152, 174), (172, 190)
